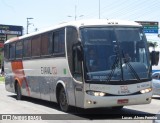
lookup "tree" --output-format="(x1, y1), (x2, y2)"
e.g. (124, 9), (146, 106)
(148, 41), (158, 50)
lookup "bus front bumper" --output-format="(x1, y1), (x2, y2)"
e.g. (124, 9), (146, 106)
(84, 92), (152, 109)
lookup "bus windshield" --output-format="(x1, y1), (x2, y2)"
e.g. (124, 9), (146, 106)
(80, 27), (151, 82)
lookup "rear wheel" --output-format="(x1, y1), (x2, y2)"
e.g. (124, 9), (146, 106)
(58, 87), (70, 112)
(16, 82), (22, 100)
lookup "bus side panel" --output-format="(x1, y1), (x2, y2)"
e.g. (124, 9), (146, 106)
(5, 61), (15, 93)
(39, 76), (54, 101)
(5, 57), (77, 106)
(22, 60), (41, 99)
(50, 76), (75, 104)
(22, 58), (76, 106)
(49, 58), (77, 106)
(64, 77), (77, 106)
(11, 61), (31, 97)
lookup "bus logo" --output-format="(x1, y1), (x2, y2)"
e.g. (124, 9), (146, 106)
(119, 86), (130, 94)
(120, 86), (128, 91)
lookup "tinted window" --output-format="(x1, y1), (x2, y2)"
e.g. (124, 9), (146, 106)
(23, 39), (31, 58)
(9, 43), (15, 60)
(66, 27), (78, 75)
(41, 32), (52, 56)
(16, 41), (22, 59)
(32, 36), (41, 57)
(4, 44), (9, 60)
(53, 29), (65, 55)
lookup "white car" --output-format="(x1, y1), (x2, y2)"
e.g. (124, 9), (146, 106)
(152, 72), (160, 95)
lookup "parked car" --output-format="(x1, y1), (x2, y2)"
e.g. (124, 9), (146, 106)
(152, 72), (160, 95)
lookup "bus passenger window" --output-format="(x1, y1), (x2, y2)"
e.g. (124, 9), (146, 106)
(53, 33), (59, 53)
(23, 39), (31, 58)
(16, 41), (22, 59)
(32, 36), (41, 57)
(4, 44), (9, 60)
(9, 43), (15, 60)
(59, 32), (65, 53)
(53, 29), (65, 56)
(41, 32), (52, 56)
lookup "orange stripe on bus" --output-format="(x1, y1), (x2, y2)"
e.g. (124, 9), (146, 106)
(11, 61), (30, 96)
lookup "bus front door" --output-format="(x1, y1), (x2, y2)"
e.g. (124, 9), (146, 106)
(73, 45), (84, 108)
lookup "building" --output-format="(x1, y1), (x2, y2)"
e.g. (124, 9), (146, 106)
(0, 24), (23, 68)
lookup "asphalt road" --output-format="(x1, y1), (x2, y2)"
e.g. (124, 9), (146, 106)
(0, 83), (160, 123)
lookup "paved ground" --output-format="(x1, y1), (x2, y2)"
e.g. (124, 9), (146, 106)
(0, 83), (160, 123)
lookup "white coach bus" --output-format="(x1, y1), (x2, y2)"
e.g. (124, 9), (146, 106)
(4, 19), (156, 112)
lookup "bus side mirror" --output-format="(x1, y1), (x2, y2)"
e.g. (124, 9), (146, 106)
(77, 45), (83, 61)
(151, 51), (159, 66)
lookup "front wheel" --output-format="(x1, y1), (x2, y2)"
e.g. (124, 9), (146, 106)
(16, 82), (22, 100)
(58, 87), (70, 112)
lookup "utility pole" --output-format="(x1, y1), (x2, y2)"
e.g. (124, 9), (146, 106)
(26, 17), (34, 34)
(75, 4), (77, 20)
(99, 0), (101, 19)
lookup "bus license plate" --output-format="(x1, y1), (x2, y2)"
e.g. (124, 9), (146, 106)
(117, 99), (128, 104)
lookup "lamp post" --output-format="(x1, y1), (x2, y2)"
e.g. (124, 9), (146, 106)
(68, 3), (84, 21)
(68, 15), (84, 21)
(26, 17), (34, 34)
(99, 0), (101, 19)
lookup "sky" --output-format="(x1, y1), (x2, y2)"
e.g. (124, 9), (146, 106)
(0, 0), (160, 42)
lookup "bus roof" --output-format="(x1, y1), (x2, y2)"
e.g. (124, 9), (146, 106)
(5, 19), (141, 44)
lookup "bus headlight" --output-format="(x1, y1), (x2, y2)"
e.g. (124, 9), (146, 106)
(86, 91), (106, 97)
(140, 88), (152, 94)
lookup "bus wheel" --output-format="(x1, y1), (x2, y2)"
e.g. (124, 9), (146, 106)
(16, 82), (22, 100)
(112, 106), (123, 110)
(59, 87), (70, 112)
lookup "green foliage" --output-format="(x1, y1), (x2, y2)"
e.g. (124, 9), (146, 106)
(147, 41), (158, 48)
(0, 76), (5, 83)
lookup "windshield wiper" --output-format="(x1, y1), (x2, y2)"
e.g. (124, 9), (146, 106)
(122, 50), (141, 82)
(107, 41), (124, 82)
(107, 55), (119, 82)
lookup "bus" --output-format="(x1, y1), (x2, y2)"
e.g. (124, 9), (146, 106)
(4, 19), (156, 112)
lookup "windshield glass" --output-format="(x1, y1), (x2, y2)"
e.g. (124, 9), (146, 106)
(80, 27), (151, 82)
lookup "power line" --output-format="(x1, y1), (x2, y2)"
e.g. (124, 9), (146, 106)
(102, 0), (150, 19)
(83, 0), (160, 22)
(0, 0), (15, 12)
(128, 0), (159, 20)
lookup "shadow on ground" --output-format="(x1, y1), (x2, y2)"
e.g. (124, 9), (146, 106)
(152, 96), (160, 100)
(8, 95), (156, 120)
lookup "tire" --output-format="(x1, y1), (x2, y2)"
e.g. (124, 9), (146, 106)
(16, 82), (22, 100)
(58, 87), (70, 112)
